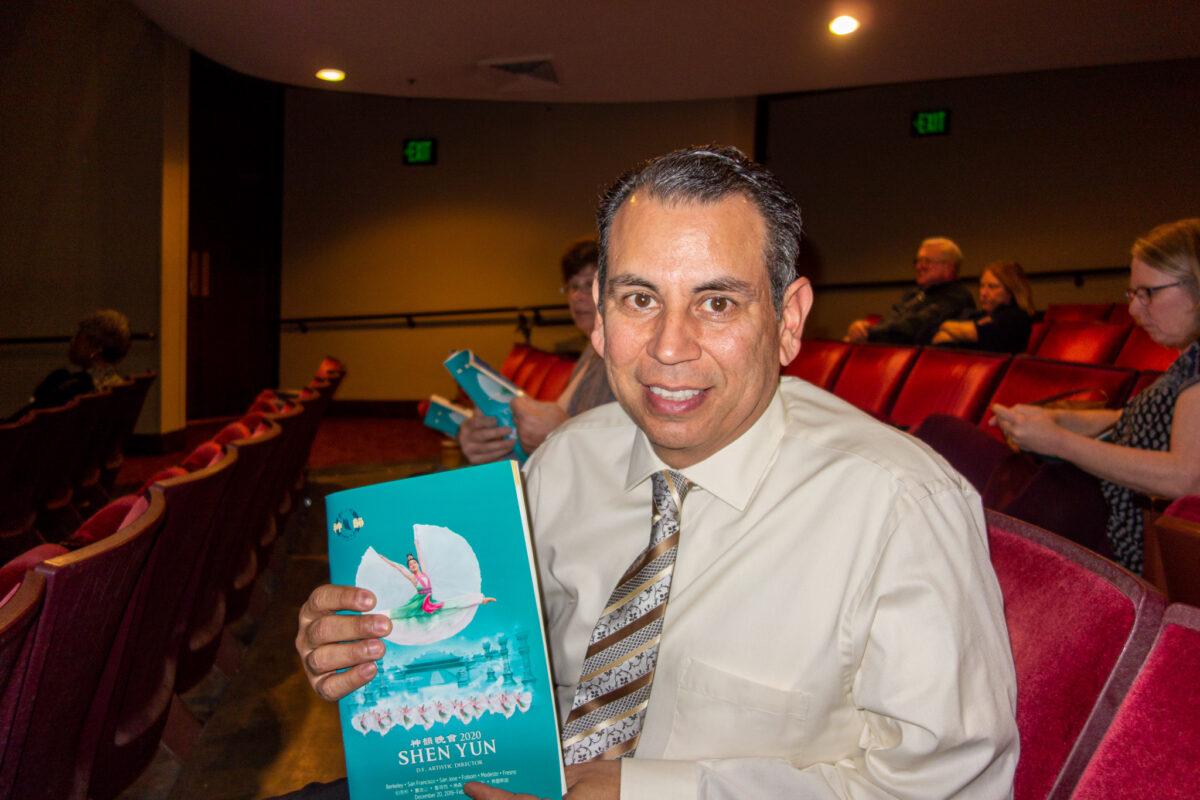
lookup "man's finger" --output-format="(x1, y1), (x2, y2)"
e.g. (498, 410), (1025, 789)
(312, 660), (378, 702)
(300, 584), (376, 621)
(303, 612), (391, 651)
(303, 637), (386, 679)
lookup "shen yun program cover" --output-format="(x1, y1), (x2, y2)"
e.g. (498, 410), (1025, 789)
(326, 461), (566, 800)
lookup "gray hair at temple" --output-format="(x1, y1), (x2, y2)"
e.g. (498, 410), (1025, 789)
(595, 145), (802, 316)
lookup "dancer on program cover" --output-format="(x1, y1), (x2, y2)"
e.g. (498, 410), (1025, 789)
(355, 524), (495, 646)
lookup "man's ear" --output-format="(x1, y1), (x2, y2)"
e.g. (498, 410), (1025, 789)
(777, 277), (813, 367)
(590, 278), (606, 358)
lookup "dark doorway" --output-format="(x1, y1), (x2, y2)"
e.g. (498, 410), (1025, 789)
(187, 52), (283, 419)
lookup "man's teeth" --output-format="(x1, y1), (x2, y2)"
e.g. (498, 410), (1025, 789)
(649, 387), (701, 401)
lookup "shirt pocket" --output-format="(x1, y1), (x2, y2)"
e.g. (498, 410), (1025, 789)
(665, 657), (811, 761)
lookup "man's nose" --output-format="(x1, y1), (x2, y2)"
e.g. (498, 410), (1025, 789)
(648, 307), (701, 365)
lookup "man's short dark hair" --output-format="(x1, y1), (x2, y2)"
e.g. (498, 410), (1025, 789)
(560, 238), (599, 284)
(595, 145), (802, 315)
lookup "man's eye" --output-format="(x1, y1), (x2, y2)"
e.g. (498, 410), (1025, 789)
(629, 292), (653, 309)
(703, 296), (732, 313)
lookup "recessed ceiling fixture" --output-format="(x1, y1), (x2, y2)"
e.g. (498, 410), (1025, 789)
(316, 68), (346, 82)
(829, 15), (860, 35)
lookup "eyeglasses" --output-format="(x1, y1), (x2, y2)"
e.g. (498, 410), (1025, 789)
(559, 277), (595, 296)
(1124, 281), (1182, 305)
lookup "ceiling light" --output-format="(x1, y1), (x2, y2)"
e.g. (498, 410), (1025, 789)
(829, 15), (860, 35)
(316, 68), (346, 82)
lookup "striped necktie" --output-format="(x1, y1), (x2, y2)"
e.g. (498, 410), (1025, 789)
(561, 469), (691, 764)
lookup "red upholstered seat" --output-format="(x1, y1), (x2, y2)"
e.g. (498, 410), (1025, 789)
(535, 357), (577, 401)
(1044, 303), (1113, 322)
(0, 544), (69, 600)
(0, 491), (165, 800)
(103, 371), (156, 491)
(1129, 370), (1162, 398)
(985, 511), (1165, 800)
(1164, 495), (1200, 522)
(1114, 325), (1181, 372)
(1033, 321), (1131, 365)
(1105, 303), (1132, 326)
(81, 447), (238, 800)
(782, 339), (852, 389)
(0, 568), (46, 772)
(888, 348), (1010, 429)
(1025, 320), (1052, 354)
(212, 420), (252, 446)
(513, 350), (558, 395)
(29, 397), (89, 540)
(830, 343), (919, 418)
(1068, 604), (1200, 800)
(979, 356), (1137, 441)
(0, 415), (37, 562)
(500, 343), (531, 380)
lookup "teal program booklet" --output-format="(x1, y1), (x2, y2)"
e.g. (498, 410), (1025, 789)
(326, 461), (566, 800)
(422, 394), (472, 438)
(443, 350), (528, 462)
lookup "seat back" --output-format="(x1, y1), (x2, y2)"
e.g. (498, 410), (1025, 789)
(888, 348), (1010, 428)
(979, 356), (1137, 440)
(103, 371), (157, 490)
(0, 492), (165, 800)
(1068, 604), (1200, 800)
(27, 398), (85, 509)
(782, 339), (853, 389)
(1105, 303), (1132, 326)
(0, 415), (37, 560)
(513, 350), (558, 396)
(1044, 303), (1113, 322)
(1150, 509), (1200, 607)
(500, 343), (531, 380)
(0, 569), (46, 779)
(1113, 325), (1180, 372)
(1128, 370), (1162, 398)
(1025, 320), (1052, 354)
(985, 511), (1164, 800)
(80, 446), (238, 800)
(535, 357), (577, 401)
(176, 421), (283, 694)
(830, 344), (919, 418)
(1033, 321), (1131, 364)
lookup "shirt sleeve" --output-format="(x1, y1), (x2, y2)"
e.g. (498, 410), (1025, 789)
(868, 286), (975, 345)
(621, 486), (1019, 800)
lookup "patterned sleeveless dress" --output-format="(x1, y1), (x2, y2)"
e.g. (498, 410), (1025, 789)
(1101, 341), (1200, 572)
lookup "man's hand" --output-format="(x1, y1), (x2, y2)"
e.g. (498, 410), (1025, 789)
(463, 761), (620, 800)
(296, 584), (391, 702)
(844, 319), (872, 343)
(511, 395), (569, 451)
(990, 403), (1064, 456)
(458, 413), (516, 464)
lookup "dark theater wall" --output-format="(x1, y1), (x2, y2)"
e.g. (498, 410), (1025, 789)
(760, 59), (1200, 339)
(279, 90), (756, 400)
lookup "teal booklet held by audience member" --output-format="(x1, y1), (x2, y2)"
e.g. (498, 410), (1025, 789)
(326, 462), (565, 800)
(443, 350), (528, 462)
(422, 394), (472, 438)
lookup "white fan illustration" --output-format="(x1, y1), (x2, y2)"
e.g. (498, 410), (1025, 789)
(356, 524), (490, 645)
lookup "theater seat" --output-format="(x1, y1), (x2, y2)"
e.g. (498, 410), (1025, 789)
(500, 343), (531, 380)
(888, 348), (1010, 429)
(1068, 604), (1200, 800)
(0, 544), (69, 600)
(1033, 321), (1131, 365)
(535, 357), (577, 401)
(1129, 370), (1162, 398)
(980, 356), (1137, 441)
(985, 511), (1165, 800)
(830, 343), (919, 419)
(782, 339), (852, 389)
(1114, 325), (1180, 372)
(0, 491), (166, 800)
(1150, 504), (1200, 607)
(1025, 320), (1052, 354)
(0, 568), (46, 767)
(1044, 303), (1113, 322)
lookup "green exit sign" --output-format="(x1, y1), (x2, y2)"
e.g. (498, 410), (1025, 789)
(911, 110), (951, 137)
(403, 138), (437, 165)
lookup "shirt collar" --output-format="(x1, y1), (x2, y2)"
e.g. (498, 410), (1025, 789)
(623, 387), (786, 511)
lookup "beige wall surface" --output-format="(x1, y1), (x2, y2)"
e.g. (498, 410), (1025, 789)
(761, 59), (1200, 340)
(280, 91), (756, 400)
(0, 0), (186, 431)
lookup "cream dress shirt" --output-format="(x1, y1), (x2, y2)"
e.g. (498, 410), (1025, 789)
(523, 377), (1018, 799)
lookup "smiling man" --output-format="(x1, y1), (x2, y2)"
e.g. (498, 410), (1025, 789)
(294, 147), (1018, 800)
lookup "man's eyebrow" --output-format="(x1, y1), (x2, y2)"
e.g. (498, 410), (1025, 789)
(606, 274), (659, 293)
(693, 276), (755, 296)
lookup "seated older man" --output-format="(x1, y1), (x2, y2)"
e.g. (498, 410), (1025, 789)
(845, 237), (975, 345)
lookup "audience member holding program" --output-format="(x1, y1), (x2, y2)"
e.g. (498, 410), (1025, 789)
(293, 146), (1017, 800)
(456, 239), (615, 463)
(844, 236), (975, 345)
(933, 259), (1036, 353)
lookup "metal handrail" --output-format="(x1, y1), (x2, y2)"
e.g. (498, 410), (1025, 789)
(278, 303), (576, 343)
(0, 332), (157, 347)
